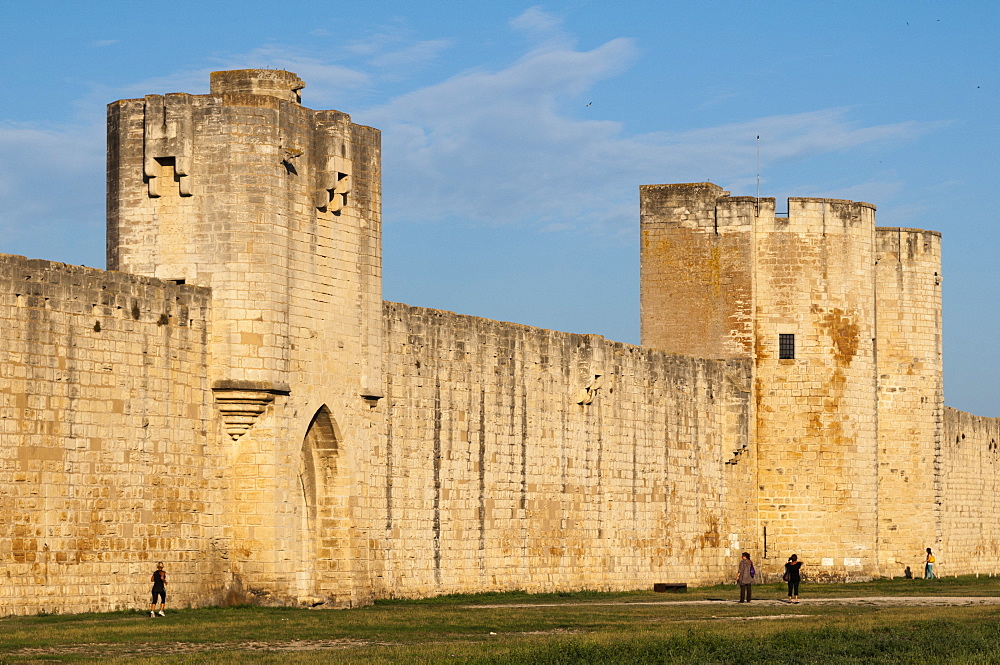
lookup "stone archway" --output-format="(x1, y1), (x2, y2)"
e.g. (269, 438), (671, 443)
(297, 405), (348, 604)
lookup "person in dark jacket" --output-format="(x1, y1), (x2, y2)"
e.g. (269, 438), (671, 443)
(735, 552), (755, 603)
(150, 562), (167, 617)
(785, 554), (803, 603)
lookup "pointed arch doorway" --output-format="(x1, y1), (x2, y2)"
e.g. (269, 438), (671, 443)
(297, 405), (349, 604)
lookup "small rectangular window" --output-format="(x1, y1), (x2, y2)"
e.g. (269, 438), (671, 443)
(779, 334), (795, 360)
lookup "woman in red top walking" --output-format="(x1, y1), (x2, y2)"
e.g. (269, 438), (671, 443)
(150, 562), (166, 617)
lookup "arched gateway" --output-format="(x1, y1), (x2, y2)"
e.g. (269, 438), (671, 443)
(296, 406), (351, 605)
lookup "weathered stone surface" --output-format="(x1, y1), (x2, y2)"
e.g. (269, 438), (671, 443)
(0, 257), (220, 614)
(940, 408), (1000, 576)
(0, 70), (996, 616)
(875, 228), (943, 575)
(374, 305), (754, 595)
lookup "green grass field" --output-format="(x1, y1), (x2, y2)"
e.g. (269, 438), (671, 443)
(2, 576), (1000, 663)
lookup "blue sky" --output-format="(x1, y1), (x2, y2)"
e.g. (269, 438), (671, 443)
(1, 0), (997, 415)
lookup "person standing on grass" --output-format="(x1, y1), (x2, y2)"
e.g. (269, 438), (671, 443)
(784, 554), (803, 603)
(924, 548), (936, 579)
(735, 552), (755, 603)
(150, 562), (167, 617)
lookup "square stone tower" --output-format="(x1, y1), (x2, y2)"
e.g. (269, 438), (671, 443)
(107, 70), (383, 606)
(640, 183), (942, 580)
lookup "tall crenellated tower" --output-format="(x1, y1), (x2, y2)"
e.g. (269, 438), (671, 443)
(107, 70), (383, 607)
(639, 183), (942, 580)
(752, 195), (879, 580)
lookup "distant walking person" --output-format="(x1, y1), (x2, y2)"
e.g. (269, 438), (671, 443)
(150, 562), (167, 617)
(735, 552), (755, 603)
(924, 548), (936, 579)
(784, 554), (803, 603)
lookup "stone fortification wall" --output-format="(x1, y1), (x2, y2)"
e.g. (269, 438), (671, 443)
(938, 408), (1000, 576)
(0, 254), (221, 615)
(2, 62), (994, 614)
(372, 303), (755, 597)
(874, 228), (942, 574)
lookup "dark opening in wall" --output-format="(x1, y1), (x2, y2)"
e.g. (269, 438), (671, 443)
(779, 334), (795, 360)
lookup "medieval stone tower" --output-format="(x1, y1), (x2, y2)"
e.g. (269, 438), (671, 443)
(2, 69), (995, 617)
(107, 69), (383, 606)
(640, 183), (942, 579)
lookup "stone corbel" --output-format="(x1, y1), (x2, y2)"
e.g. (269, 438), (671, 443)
(314, 132), (351, 213)
(576, 375), (603, 405)
(725, 442), (750, 465)
(212, 380), (291, 440)
(576, 334), (606, 405)
(143, 94), (194, 197)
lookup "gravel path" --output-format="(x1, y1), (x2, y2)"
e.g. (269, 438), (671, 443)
(468, 595), (1000, 608)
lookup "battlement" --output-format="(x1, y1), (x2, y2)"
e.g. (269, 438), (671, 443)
(641, 182), (729, 200)
(876, 226), (941, 236)
(876, 227), (941, 259)
(640, 182), (731, 229)
(640, 183), (877, 236)
(209, 69), (306, 103)
(787, 196), (876, 210)
(756, 196), (876, 235)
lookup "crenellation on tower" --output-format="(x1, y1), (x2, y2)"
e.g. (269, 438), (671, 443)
(753, 197), (876, 234)
(639, 182), (729, 230)
(716, 195), (759, 229)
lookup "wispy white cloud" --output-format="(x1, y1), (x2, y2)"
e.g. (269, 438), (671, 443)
(368, 39), (452, 69)
(90, 39), (119, 48)
(344, 26), (408, 57)
(634, 111), (947, 191)
(361, 36), (638, 228)
(509, 6), (566, 40)
(342, 23), (452, 79)
(99, 45), (371, 109)
(664, 110), (946, 165)
(0, 14), (949, 271)
(356, 37), (942, 235)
